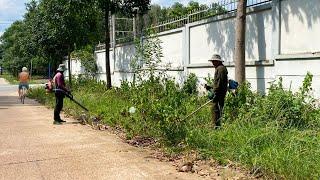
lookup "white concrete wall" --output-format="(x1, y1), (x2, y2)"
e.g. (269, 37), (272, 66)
(280, 0), (320, 54)
(189, 8), (272, 64)
(189, 17), (235, 64)
(92, 0), (320, 98)
(158, 31), (184, 68)
(96, 50), (114, 82)
(275, 57), (320, 98)
(114, 44), (135, 72)
(71, 59), (84, 76)
(63, 59), (84, 78)
(111, 72), (134, 87)
(276, 0), (320, 98)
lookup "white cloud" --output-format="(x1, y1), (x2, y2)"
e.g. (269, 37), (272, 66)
(0, 0), (29, 34)
(0, 0), (15, 10)
(0, 0), (28, 21)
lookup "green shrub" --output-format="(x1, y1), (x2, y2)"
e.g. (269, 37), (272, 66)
(27, 33), (320, 179)
(182, 73), (198, 95)
(28, 72), (320, 178)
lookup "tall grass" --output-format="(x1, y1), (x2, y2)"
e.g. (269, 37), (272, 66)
(26, 32), (320, 178)
(28, 73), (320, 179)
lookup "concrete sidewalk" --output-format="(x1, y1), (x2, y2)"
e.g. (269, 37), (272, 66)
(0, 78), (202, 180)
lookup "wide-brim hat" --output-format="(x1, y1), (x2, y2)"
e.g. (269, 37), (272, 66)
(57, 64), (67, 71)
(208, 54), (223, 62)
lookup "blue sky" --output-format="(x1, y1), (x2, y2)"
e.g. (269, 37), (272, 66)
(0, 0), (213, 37)
(0, 0), (31, 36)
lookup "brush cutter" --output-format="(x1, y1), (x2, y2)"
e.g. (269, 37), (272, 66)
(54, 89), (89, 112)
(181, 99), (213, 121)
(181, 84), (217, 121)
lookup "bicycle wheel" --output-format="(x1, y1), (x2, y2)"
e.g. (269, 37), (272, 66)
(22, 87), (26, 104)
(19, 89), (23, 102)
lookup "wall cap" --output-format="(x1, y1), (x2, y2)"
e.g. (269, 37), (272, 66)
(187, 60), (274, 68)
(275, 53), (320, 60)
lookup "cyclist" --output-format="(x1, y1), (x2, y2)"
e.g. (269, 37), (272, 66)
(18, 67), (30, 98)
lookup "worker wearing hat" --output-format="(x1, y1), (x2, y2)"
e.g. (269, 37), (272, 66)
(53, 64), (70, 124)
(205, 54), (228, 128)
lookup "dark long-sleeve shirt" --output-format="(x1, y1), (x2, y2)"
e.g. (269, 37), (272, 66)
(212, 64), (228, 96)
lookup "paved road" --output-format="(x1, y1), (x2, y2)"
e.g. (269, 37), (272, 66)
(0, 78), (202, 180)
(0, 79), (15, 93)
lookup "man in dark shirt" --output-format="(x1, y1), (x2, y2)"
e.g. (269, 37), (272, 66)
(207, 54), (228, 128)
(53, 64), (70, 124)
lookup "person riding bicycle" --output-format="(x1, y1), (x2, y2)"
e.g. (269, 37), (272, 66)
(18, 67), (30, 97)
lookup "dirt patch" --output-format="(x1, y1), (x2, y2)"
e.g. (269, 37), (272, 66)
(126, 136), (156, 147)
(148, 150), (257, 179)
(85, 119), (257, 179)
(53, 103), (256, 179)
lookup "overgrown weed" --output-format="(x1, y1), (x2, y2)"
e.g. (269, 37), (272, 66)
(27, 32), (320, 178)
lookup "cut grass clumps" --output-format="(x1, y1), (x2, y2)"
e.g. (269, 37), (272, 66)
(28, 73), (320, 179)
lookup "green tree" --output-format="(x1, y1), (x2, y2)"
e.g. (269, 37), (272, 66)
(98, 0), (151, 89)
(187, 1), (201, 12)
(144, 5), (164, 26)
(72, 45), (97, 79)
(0, 21), (29, 76)
(35, 0), (103, 86)
(144, 1), (225, 29)
(168, 2), (186, 18)
(208, 3), (227, 15)
(1, 0), (104, 79)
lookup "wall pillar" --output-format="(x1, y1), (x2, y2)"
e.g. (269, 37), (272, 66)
(183, 24), (191, 80)
(112, 15), (116, 75)
(271, 0), (281, 59)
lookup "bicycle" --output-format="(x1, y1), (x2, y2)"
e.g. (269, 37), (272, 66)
(20, 86), (27, 104)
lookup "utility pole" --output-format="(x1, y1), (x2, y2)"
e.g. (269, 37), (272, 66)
(30, 59), (33, 81)
(133, 7), (139, 40)
(234, 0), (247, 84)
(112, 14), (116, 74)
(112, 15), (116, 48)
(133, 15), (137, 39)
(68, 46), (72, 89)
(138, 11), (144, 40)
(105, 0), (112, 89)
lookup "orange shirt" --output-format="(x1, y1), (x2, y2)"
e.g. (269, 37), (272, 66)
(19, 72), (29, 83)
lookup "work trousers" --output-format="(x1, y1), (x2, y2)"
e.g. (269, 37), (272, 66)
(211, 94), (226, 128)
(54, 93), (65, 121)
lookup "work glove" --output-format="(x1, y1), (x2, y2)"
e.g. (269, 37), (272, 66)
(207, 90), (215, 100)
(204, 84), (213, 91)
